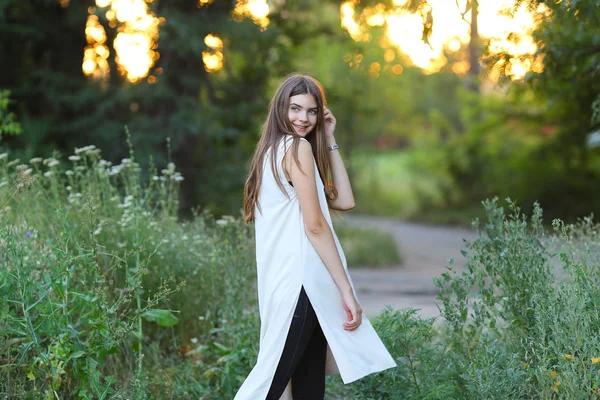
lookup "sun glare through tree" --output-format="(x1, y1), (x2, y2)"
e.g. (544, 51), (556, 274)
(341, 0), (546, 80)
(80, 0), (163, 83)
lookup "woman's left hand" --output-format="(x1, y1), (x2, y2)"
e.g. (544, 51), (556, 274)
(323, 107), (336, 140)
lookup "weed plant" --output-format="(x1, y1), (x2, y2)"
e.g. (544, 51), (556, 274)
(0, 140), (258, 399)
(330, 198), (600, 399)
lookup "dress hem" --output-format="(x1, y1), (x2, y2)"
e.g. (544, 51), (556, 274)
(340, 362), (397, 384)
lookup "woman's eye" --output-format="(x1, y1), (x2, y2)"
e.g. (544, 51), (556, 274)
(309, 110), (317, 115)
(291, 106), (298, 111)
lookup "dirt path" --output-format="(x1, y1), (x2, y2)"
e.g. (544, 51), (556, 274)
(341, 214), (478, 319)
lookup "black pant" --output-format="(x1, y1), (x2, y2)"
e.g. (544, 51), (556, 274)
(266, 286), (327, 400)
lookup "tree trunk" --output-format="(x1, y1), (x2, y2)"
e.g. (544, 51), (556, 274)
(466, 0), (480, 92)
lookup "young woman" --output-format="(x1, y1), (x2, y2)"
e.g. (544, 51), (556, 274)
(236, 74), (396, 400)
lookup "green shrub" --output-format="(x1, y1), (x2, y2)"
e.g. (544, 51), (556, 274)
(434, 198), (600, 398)
(333, 221), (402, 267)
(350, 149), (455, 219)
(328, 199), (600, 399)
(328, 308), (457, 400)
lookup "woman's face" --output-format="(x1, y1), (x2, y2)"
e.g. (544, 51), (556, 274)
(288, 93), (318, 137)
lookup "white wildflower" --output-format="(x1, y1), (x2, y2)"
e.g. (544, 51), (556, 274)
(68, 193), (81, 204)
(75, 145), (97, 154)
(152, 176), (160, 181)
(48, 160), (60, 168)
(7, 159), (20, 167)
(0, 181), (8, 188)
(65, 170), (74, 176)
(43, 171), (54, 177)
(0, 153), (8, 160)
(68, 155), (81, 161)
(66, 186), (72, 191)
(43, 158), (57, 166)
(216, 219), (228, 227)
(29, 157), (43, 164)
(75, 166), (85, 172)
(93, 220), (104, 235)
(121, 158), (131, 164)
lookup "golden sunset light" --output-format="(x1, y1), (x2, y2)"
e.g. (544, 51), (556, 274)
(83, 15), (110, 79)
(233, 0), (270, 30)
(203, 34), (224, 73)
(341, 0), (544, 79)
(80, 0), (162, 82)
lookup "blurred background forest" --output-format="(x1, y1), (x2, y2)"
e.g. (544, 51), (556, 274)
(2, 0), (600, 224)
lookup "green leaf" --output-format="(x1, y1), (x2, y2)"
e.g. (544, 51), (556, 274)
(141, 309), (179, 327)
(66, 351), (86, 361)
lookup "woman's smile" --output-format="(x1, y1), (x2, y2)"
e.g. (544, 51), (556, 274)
(289, 93), (318, 136)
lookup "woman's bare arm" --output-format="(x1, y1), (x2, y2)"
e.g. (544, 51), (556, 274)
(286, 138), (362, 330)
(322, 107), (355, 211)
(325, 140), (355, 211)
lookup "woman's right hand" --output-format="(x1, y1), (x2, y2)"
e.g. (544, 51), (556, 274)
(341, 289), (362, 331)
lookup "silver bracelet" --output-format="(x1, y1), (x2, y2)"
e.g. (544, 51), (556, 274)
(328, 144), (339, 151)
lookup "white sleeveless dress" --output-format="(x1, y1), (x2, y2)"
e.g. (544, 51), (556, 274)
(234, 135), (396, 399)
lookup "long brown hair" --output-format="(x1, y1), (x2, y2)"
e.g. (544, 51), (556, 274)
(243, 73), (338, 224)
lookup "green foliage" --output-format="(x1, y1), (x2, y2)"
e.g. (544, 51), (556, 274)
(7, 137), (600, 399)
(434, 198), (600, 398)
(350, 148), (458, 219)
(457, 0), (600, 221)
(333, 220), (402, 267)
(328, 308), (457, 400)
(419, 82), (600, 221)
(0, 141), (257, 398)
(0, 90), (22, 139)
(334, 199), (600, 399)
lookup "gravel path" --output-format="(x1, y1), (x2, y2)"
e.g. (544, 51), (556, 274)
(341, 214), (478, 319)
